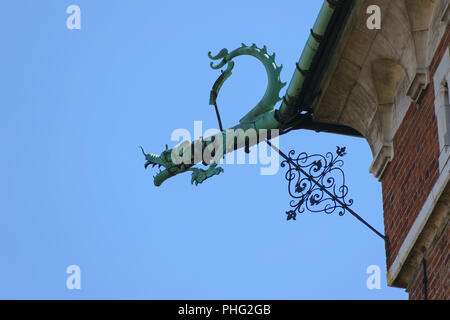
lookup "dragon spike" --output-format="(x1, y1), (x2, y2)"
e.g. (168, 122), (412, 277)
(210, 60), (227, 70)
(208, 48), (229, 60)
(208, 43), (287, 124)
(139, 146), (147, 156)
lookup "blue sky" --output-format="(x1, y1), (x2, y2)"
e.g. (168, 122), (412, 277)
(0, 1), (408, 299)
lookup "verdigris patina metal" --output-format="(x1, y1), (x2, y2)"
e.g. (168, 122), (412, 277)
(141, 44), (287, 186)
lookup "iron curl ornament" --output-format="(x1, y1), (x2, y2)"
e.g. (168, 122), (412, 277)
(266, 140), (386, 241)
(281, 146), (353, 221)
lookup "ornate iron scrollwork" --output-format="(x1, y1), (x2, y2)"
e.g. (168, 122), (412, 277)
(281, 146), (353, 221)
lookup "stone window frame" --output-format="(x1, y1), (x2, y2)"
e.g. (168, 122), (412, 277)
(433, 46), (450, 172)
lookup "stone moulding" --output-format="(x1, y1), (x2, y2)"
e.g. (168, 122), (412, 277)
(407, 70), (430, 105)
(369, 144), (394, 181)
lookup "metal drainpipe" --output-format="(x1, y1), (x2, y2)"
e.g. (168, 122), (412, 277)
(422, 258), (428, 300)
(277, 0), (337, 123)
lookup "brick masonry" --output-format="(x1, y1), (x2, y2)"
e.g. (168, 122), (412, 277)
(381, 27), (450, 300)
(407, 220), (449, 300)
(382, 82), (440, 266)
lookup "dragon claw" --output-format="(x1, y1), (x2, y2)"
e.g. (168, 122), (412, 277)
(190, 163), (224, 186)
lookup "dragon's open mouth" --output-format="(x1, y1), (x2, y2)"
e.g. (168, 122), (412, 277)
(141, 147), (173, 186)
(144, 159), (166, 181)
(144, 156), (162, 171)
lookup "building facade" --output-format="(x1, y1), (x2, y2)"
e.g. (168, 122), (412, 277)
(308, 0), (449, 299)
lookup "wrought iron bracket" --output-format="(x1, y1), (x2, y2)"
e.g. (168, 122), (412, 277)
(266, 140), (386, 241)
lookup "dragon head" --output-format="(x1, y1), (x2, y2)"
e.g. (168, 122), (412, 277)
(140, 146), (194, 186)
(140, 145), (224, 186)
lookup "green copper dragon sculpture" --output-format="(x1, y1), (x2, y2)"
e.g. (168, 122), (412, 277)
(141, 43), (288, 186)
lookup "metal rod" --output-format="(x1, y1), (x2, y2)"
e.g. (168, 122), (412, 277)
(214, 102), (224, 132)
(266, 140), (386, 241)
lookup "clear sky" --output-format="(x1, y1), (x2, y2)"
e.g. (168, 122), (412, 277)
(0, 1), (408, 299)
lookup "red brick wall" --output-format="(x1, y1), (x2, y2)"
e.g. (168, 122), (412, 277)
(381, 79), (440, 267)
(382, 83), (440, 266)
(381, 27), (450, 300)
(407, 222), (449, 300)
